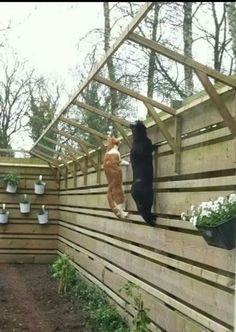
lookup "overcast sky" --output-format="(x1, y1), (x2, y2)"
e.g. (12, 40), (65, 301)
(1, 2), (104, 89)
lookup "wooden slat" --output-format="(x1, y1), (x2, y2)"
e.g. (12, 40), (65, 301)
(60, 116), (107, 140)
(129, 32), (236, 88)
(59, 241), (211, 332)
(74, 100), (130, 127)
(30, 2), (154, 150)
(195, 70), (236, 136)
(59, 241), (229, 332)
(145, 102), (176, 151)
(58, 233), (234, 328)
(58, 217), (233, 288)
(94, 75), (176, 116)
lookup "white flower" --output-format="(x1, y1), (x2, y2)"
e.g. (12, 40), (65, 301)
(190, 216), (197, 226)
(228, 193), (236, 204)
(215, 196), (224, 205)
(191, 205), (195, 211)
(39, 175), (43, 181)
(3, 204), (5, 210)
(42, 205), (45, 211)
(181, 212), (187, 221)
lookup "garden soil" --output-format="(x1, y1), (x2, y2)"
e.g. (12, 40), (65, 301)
(0, 264), (90, 332)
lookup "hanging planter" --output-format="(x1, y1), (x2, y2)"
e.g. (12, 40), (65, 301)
(37, 205), (48, 224)
(197, 216), (236, 250)
(181, 193), (236, 250)
(0, 204), (9, 224)
(19, 194), (31, 214)
(34, 175), (46, 195)
(3, 173), (21, 194)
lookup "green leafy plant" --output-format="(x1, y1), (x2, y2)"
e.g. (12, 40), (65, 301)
(51, 254), (77, 295)
(51, 255), (129, 331)
(35, 175), (45, 185)
(181, 193), (236, 227)
(3, 173), (21, 187)
(0, 204), (9, 215)
(20, 194), (30, 204)
(37, 205), (46, 215)
(120, 281), (151, 332)
(73, 280), (129, 332)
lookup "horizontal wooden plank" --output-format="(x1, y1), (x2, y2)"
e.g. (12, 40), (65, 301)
(58, 210), (234, 273)
(0, 238), (58, 249)
(0, 252), (57, 264)
(61, 242), (210, 332)
(157, 175), (236, 190)
(58, 241), (231, 332)
(0, 193), (58, 205)
(0, 224), (58, 234)
(58, 226), (234, 325)
(58, 218), (233, 289)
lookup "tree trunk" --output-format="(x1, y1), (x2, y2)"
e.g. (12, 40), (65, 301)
(226, 2), (236, 72)
(147, 2), (160, 98)
(183, 2), (193, 96)
(103, 2), (117, 120)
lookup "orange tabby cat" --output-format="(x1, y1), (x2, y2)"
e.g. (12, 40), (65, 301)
(103, 137), (129, 219)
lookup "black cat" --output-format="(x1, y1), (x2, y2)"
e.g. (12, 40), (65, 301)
(130, 121), (156, 226)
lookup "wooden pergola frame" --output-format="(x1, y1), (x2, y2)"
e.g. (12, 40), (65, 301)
(29, 1), (236, 181)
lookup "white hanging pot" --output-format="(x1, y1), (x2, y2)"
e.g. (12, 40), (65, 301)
(0, 213), (9, 224)
(34, 183), (45, 195)
(37, 212), (48, 224)
(6, 183), (17, 193)
(20, 203), (31, 214)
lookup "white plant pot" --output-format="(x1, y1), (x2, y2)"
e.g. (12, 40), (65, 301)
(0, 213), (9, 224)
(34, 183), (45, 195)
(37, 212), (48, 224)
(20, 202), (31, 214)
(6, 183), (17, 193)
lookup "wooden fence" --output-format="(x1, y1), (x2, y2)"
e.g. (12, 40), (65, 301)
(0, 161), (58, 263)
(58, 87), (235, 332)
(0, 87), (235, 331)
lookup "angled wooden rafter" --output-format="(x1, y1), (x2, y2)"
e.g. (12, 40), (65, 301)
(195, 70), (236, 137)
(73, 100), (131, 147)
(43, 136), (84, 157)
(94, 75), (176, 116)
(51, 128), (98, 171)
(37, 143), (74, 175)
(128, 32), (236, 88)
(51, 128), (96, 149)
(144, 102), (176, 152)
(30, 2), (154, 154)
(60, 116), (106, 148)
(73, 101), (130, 127)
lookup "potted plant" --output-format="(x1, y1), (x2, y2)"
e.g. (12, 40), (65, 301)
(3, 173), (21, 193)
(37, 205), (48, 224)
(0, 204), (9, 224)
(34, 175), (46, 195)
(19, 194), (31, 214)
(181, 193), (236, 250)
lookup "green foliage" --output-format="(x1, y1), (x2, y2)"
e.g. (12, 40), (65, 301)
(35, 175), (45, 185)
(20, 194), (30, 204)
(3, 173), (21, 186)
(51, 254), (77, 295)
(37, 205), (47, 215)
(0, 204), (8, 214)
(51, 255), (129, 331)
(120, 281), (151, 332)
(73, 281), (129, 332)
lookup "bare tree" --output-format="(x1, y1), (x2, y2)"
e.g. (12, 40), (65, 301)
(183, 2), (193, 96)
(0, 56), (34, 150)
(226, 2), (236, 73)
